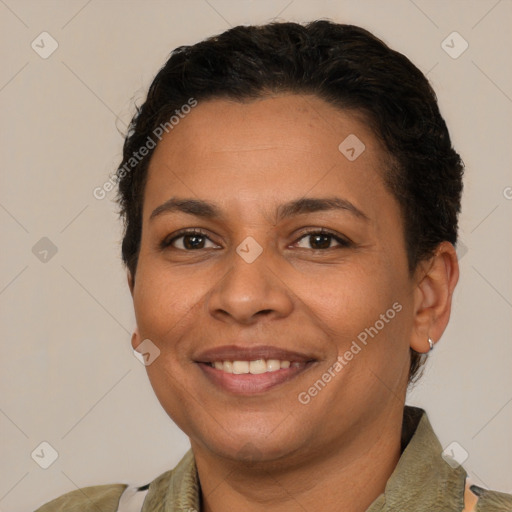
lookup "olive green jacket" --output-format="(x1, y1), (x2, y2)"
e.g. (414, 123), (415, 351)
(35, 407), (512, 511)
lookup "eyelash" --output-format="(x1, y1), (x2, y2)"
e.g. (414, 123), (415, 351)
(160, 228), (353, 251)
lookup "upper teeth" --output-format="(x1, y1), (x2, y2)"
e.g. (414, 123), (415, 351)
(212, 360), (293, 374)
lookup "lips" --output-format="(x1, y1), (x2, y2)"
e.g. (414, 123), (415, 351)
(194, 345), (317, 395)
(195, 344), (314, 364)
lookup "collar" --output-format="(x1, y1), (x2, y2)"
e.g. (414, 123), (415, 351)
(366, 406), (467, 511)
(142, 406), (467, 512)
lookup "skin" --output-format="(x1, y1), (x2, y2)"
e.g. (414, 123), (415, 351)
(129, 94), (459, 512)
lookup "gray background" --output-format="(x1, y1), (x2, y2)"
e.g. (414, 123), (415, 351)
(0, 1), (511, 510)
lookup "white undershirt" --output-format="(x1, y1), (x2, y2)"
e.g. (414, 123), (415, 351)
(116, 485), (149, 512)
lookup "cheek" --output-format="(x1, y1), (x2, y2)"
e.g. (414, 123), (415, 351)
(144, 358), (200, 436)
(295, 260), (411, 386)
(291, 263), (400, 336)
(133, 257), (208, 337)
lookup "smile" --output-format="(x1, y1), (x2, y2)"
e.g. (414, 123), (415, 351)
(195, 345), (317, 394)
(208, 359), (300, 374)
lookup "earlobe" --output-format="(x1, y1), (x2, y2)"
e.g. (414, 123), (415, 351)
(131, 326), (140, 350)
(410, 242), (459, 353)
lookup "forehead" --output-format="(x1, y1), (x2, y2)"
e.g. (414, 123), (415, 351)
(150, 94), (377, 158)
(143, 94), (392, 219)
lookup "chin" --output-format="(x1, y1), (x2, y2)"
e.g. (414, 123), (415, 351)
(205, 434), (301, 464)
(189, 414), (309, 464)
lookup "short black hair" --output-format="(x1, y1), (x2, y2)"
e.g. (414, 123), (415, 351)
(115, 20), (464, 382)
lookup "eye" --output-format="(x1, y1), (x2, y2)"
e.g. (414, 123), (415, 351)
(160, 228), (352, 252)
(293, 229), (352, 250)
(161, 229), (219, 250)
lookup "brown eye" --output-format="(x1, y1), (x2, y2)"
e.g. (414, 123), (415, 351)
(294, 230), (351, 250)
(179, 233), (207, 250)
(161, 230), (219, 251)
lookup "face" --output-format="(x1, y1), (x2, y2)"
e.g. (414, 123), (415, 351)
(131, 94), (418, 465)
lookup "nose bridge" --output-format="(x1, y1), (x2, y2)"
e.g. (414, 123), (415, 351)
(207, 235), (293, 323)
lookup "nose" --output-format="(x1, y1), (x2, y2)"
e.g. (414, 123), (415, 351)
(207, 243), (294, 325)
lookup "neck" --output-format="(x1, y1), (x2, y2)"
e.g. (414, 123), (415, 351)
(192, 407), (404, 512)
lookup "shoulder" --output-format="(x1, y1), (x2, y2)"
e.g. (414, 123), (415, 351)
(34, 483), (127, 512)
(34, 451), (195, 512)
(469, 484), (512, 512)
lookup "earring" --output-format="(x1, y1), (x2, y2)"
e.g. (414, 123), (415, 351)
(428, 337), (434, 352)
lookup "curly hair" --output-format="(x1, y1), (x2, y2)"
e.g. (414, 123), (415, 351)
(115, 20), (464, 382)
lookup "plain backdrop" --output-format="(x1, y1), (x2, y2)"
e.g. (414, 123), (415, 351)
(0, 1), (511, 510)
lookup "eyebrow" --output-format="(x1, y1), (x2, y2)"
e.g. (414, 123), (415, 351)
(149, 196), (369, 222)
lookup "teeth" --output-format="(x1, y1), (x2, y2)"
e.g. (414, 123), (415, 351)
(210, 359), (294, 374)
(249, 359), (267, 374)
(267, 359), (281, 371)
(233, 361), (249, 374)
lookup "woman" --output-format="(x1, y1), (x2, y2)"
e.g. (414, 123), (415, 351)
(37, 20), (512, 512)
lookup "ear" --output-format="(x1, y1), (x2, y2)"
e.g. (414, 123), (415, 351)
(131, 325), (141, 350)
(127, 271), (140, 349)
(127, 270), (134, 297)
(410, 241), (459, 353)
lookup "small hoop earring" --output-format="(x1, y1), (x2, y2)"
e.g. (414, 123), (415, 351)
(428, 337), (434, 352)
